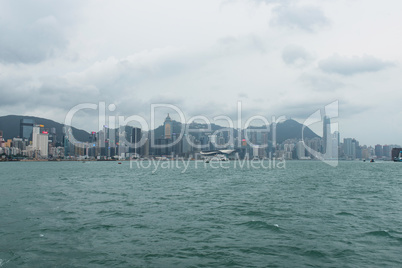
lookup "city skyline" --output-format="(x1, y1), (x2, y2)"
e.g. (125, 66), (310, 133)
(0, 113), (400, 161)
(0, 1), (401, 146)
(0, 111), (398, 148)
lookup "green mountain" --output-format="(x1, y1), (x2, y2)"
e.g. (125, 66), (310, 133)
(275, 119), (319, 143)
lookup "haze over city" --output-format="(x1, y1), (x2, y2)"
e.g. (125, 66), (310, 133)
(1, 0), (401, 145)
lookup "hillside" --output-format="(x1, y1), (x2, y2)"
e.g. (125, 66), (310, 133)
(275, 119), (319, 143)
(0, 115), (91, 143)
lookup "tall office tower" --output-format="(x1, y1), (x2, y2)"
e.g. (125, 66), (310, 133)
(343, 138), (353, 159)
(49, 127), (56, 146)
(323, 116), (331, 154)
(20, 119), (35, 141)
(375, 144), (383, 158)
(296, 140), (305, 159)
(350, 139), (359, 160)
(0, 130), (3, 148)
(164, 114), (172, 139)
(382, 145), (392, 159)
(32, 126), (40, 148)
(132, 127), (142, 156)
(64, 134), (70, 157)
(331, 132), (339, 159)
(32, 126), (48, 158)
(37, 133), (49, 158)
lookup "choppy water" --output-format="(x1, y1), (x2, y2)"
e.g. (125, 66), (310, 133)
(1, 160), (402, 267)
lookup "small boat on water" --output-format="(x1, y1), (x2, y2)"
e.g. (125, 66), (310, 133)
(370, 159), (375, 163)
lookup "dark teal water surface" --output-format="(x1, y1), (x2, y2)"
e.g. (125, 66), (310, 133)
(1, 161), (401, 267)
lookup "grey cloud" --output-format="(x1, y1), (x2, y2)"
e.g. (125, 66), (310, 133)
(271, 4), (329, 32)
(282, 45), (313, 66)
(275, 100), (370, 121)
(274, 100), (332, 120)
(69, 35), (268, 97)
(0, 1), (80, 64)
(67, 50), (198, 98)
(0, 74), (99, 110)
(0, 17), (68, 64)
(0, 73), (33, 106)
(338, 101), (371, 118)
(319, 54), (395, 76)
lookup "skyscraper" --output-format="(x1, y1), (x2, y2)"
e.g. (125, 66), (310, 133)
(32, 126), (40, 149)
(32, 126), (48, 158)
(37, 133), (49, 158)
(164, 114), (172, 139)
(20, 119), (35, 141)
(132, 127), (142, 156)
(296, 140), (305, 159)
(382, 145), (392, 159)
(323, 116), (331, 154)
(375, 144), (383, 158)
(343, 138), (353, 159)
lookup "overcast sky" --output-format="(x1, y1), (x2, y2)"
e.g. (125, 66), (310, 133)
(0, 0), (401, 146)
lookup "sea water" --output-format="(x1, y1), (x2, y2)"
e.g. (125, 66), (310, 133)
(0, 161), (401, 267)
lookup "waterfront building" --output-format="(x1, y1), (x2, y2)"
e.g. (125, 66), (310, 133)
(343, 138), (358, 160)
(382, 145), (392, 159)
(296, 140), (305, 159)
(20, 119), (35, 141)
(375, 144), (383, 159)
(32, 126), (40, 149)
(0, 133), (4, 148)
(33, 128), (49, 158)
(5, 139), (12, 148)
(12, 138), (24, 151)
(361, 146), (369, 160)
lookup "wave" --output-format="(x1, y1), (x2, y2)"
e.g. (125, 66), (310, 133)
(336, 211), (355, 216)
(333, 249), (356, 258)
(302, 249), (327, 258)
(239, 220), (280, 231)
(364, 230), (392, 237)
